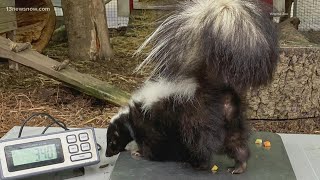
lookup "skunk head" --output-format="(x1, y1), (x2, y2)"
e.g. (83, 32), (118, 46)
(106, 107), (133, 157)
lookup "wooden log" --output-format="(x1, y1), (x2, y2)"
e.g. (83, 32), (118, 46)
(15, 0), (56, 52)
(247, 46), (320, 119)
(0, 36), (130, 106)
(246, 19), (320, 120)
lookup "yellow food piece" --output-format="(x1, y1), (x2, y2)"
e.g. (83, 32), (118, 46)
(211, 165), (218, 171)
(255, 139), (263, 144)
(264, 141), (271, 147)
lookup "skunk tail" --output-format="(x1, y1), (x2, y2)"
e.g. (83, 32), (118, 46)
(135, 0), (278, 90)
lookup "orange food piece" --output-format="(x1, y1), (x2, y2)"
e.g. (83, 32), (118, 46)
(264, 146), (271, 150)
(264, 141), (271, 147)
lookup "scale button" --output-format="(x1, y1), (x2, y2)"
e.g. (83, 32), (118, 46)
(70, 152), (92, 162)
(80, 143), (91, 151)
(66, 135), (77, 143)
(79, 133), (89, 141)
(68, 144), (79, 153)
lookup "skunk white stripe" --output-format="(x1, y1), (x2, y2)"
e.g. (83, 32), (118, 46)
(110, 106), (130, 123)
(132, 78), (198, 110)
(183, 0), (262, 41)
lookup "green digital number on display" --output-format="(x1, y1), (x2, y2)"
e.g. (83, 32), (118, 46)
(11, 144), (58, 166)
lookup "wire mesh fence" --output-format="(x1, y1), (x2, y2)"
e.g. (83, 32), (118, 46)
(52, 0), (129, 28)
(106, 0), (129, 28)
(295, 0), (320, 31)
(292, 0), (320, 44)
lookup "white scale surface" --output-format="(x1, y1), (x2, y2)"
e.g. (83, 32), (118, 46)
(1, 127), (320, 180)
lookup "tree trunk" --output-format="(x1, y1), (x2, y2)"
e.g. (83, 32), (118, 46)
(90, 0), (114, 60)
(61, 0), (113, 61)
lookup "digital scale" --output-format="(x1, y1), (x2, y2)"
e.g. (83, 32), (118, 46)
(0, 128), (100, 180)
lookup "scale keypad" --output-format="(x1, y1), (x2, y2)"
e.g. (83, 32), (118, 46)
(80, 143), (90, 151)
(66, 135), (77, 143)
(67, 132), (92, 161)
(68, 144), (79, 153)
(70, 152), (92, 162)
(79, 133), (89, 141)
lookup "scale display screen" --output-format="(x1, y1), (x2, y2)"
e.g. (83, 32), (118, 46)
(4, 138), (64, 172)
(11, 144), (58, 166)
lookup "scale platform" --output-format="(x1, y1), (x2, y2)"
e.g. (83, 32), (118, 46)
(110, 132), (296, 180)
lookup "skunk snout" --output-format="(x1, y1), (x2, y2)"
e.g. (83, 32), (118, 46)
(105, 148), (119, 157)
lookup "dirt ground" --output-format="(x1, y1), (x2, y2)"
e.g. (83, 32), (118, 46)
(1, 9), (320, 138)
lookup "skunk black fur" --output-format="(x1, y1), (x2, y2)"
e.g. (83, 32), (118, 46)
(107, 80), (249, 173)
(106, 0), (278, 174)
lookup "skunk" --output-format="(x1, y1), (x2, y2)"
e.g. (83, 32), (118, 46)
(106, 0), (278, 174)
(106, 82), (249, 173)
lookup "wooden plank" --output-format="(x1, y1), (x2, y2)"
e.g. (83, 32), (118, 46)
(0, 21), (17, 34)
(0, 8), (16, 24)
(0, 0), (14, 8)
(0, 36), (130, 106)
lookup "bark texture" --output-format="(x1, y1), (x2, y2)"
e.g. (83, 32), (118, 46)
(15, 0), (56, 52)
(62, 0), (92, 60)
(89, 0), (114, 60)
(247, 47), (320, 119)
(62, 0), (113, 61)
